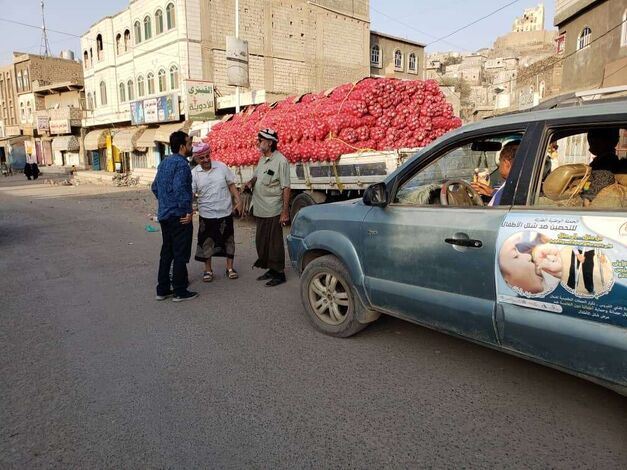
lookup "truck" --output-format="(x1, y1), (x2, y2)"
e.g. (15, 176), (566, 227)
(231, 148), (419, 220)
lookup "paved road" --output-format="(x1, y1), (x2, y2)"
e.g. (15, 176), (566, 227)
(1, 176), (626, 469)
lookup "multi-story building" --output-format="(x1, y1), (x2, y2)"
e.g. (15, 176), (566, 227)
(554, 0), (627, 93)
(81, 0), (375, 176)
(80, 0), (203, 173)
(0, 52), (84, 169)
(369, 31), (425, 79)
(513, 3), (545, 32)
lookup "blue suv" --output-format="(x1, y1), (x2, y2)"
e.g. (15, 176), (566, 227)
(288, 100), (627, 394)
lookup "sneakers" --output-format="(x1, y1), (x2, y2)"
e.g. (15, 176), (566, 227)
(155, 291), (174, 301)
(172, 290), (199, 302)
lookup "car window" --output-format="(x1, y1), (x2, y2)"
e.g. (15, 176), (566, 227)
(533, 126), (627, 210)
(394, 133), (524, 207)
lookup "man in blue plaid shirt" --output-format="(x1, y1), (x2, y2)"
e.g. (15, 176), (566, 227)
(151, 131), (198, 302)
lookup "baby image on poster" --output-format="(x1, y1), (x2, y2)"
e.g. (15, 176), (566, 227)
(559, 247), (614, 298)
(498, 232), (563, 297)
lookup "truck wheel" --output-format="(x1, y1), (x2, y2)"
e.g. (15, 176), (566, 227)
(290, 192), (321, 221)
(300, 255), (370, 337)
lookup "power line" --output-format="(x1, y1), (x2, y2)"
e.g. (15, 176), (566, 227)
(0, 16), (185, 64)
(426, 0), (521, 46)
(371, 6), (469, 51)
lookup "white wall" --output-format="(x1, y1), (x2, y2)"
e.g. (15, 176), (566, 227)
(81, 0), (202, 127)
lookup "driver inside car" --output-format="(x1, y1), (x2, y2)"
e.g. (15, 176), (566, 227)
(471, 141), (520, 206)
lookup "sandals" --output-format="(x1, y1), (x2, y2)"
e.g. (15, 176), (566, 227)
(203, 269), (238, 281)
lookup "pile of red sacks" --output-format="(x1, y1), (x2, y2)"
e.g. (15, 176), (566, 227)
(205, 78), (462, 166)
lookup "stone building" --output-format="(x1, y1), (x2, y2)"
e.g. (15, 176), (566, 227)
(0, 65), (21, 165)
(554, 0), (627, 93)
(514, 55), (563, 110)
(369, 31), (425, 79)
(513, 3), (546, 32)
(0, 52), (83, 169)
(201, 0), (370, 99)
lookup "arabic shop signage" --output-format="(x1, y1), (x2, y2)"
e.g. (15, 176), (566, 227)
(130, 94), (180, 125)
(185, 80), (216, 121)
(36, 116), (50, 133)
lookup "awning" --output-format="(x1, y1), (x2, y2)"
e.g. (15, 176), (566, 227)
(0, 135), (28, 146)
(135, 127), (158, 148)
(52, 135), (80, 152)
(112, 127), (145, 152)
(155, 121), (191, 143)
(84, 129), (108, 150)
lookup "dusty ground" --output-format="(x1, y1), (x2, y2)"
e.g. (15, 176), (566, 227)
(1, 175), (626, 469)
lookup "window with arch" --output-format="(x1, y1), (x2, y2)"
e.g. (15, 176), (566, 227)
(127, 80), (134, 101)
(166, 3), (176, 30)
(370, 44), (381, 66)
(577, 26), (592, 50)
(96, 34), (104, 61)
(622, 10), (627, 47)
(158, 69), (166, 92)
(169, 65), (179, 89)
(19, 102), (25, 121)
(119, 82), (126, 102)
(539, 80), (546, 99)
(23, 69), (29, 89)
(99, 81), (107, 105)
(83, 50), (89, 68)
(87, 92), (94, 110)
(124, 29), (131, 52)
(16, 71), (23, 91)
(144, 16), (152, 40)
(394, 50), (403, 70)
(89, 48), (93, 64)
(137, 75), (145, 97)
(134, 21), (142, 44)
(408, 53), (417, 72)
(147, 72), (155, 94)
(116, 34), (122, 55)
(155, 9), (164, 35)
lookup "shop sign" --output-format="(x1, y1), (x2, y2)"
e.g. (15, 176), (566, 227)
(49, 119), (71, 134)
(185, 80), (216, 121)
(226, 36), (250, 88)
(36, 116), (50, 133)
(130, 94), (180, 125)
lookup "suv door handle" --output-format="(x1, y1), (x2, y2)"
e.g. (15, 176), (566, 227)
(445, 238), (483, 248)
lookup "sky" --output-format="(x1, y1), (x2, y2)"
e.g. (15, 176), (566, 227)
(0, 0), (556, 63)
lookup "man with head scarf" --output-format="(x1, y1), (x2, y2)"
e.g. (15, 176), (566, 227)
(191, 142), (242, 282)
(245, 129), (291, 287)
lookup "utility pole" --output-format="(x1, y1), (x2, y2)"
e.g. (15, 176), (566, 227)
(235, 0), (240, 113)
(40, 0), (52, 57)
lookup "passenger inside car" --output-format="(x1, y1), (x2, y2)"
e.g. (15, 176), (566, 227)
(471, 141), (520, 206)
(537, 127), (627, 208)
(582, 128), (625, 206)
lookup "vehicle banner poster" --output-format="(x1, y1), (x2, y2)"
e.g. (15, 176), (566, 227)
(496, 213), (627, 327)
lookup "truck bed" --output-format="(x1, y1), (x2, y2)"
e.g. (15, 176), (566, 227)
(230, 149), (419, 192)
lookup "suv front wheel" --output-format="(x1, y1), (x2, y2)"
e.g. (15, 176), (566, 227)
(300, 255), (371, 337)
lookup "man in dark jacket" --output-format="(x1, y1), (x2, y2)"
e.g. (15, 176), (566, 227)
(151, 131), (198, 302)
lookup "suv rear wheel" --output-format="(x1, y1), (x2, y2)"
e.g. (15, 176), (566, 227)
(300, 255), (370, 337)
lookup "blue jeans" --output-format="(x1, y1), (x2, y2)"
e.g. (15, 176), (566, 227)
(157, 217), (193, 296)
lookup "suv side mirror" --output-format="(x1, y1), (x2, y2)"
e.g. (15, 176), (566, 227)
(363, 182), (389, 207)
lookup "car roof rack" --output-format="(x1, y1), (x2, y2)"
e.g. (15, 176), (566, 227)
(538, 85), (627, 110)
(492, 85), (627, 118)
